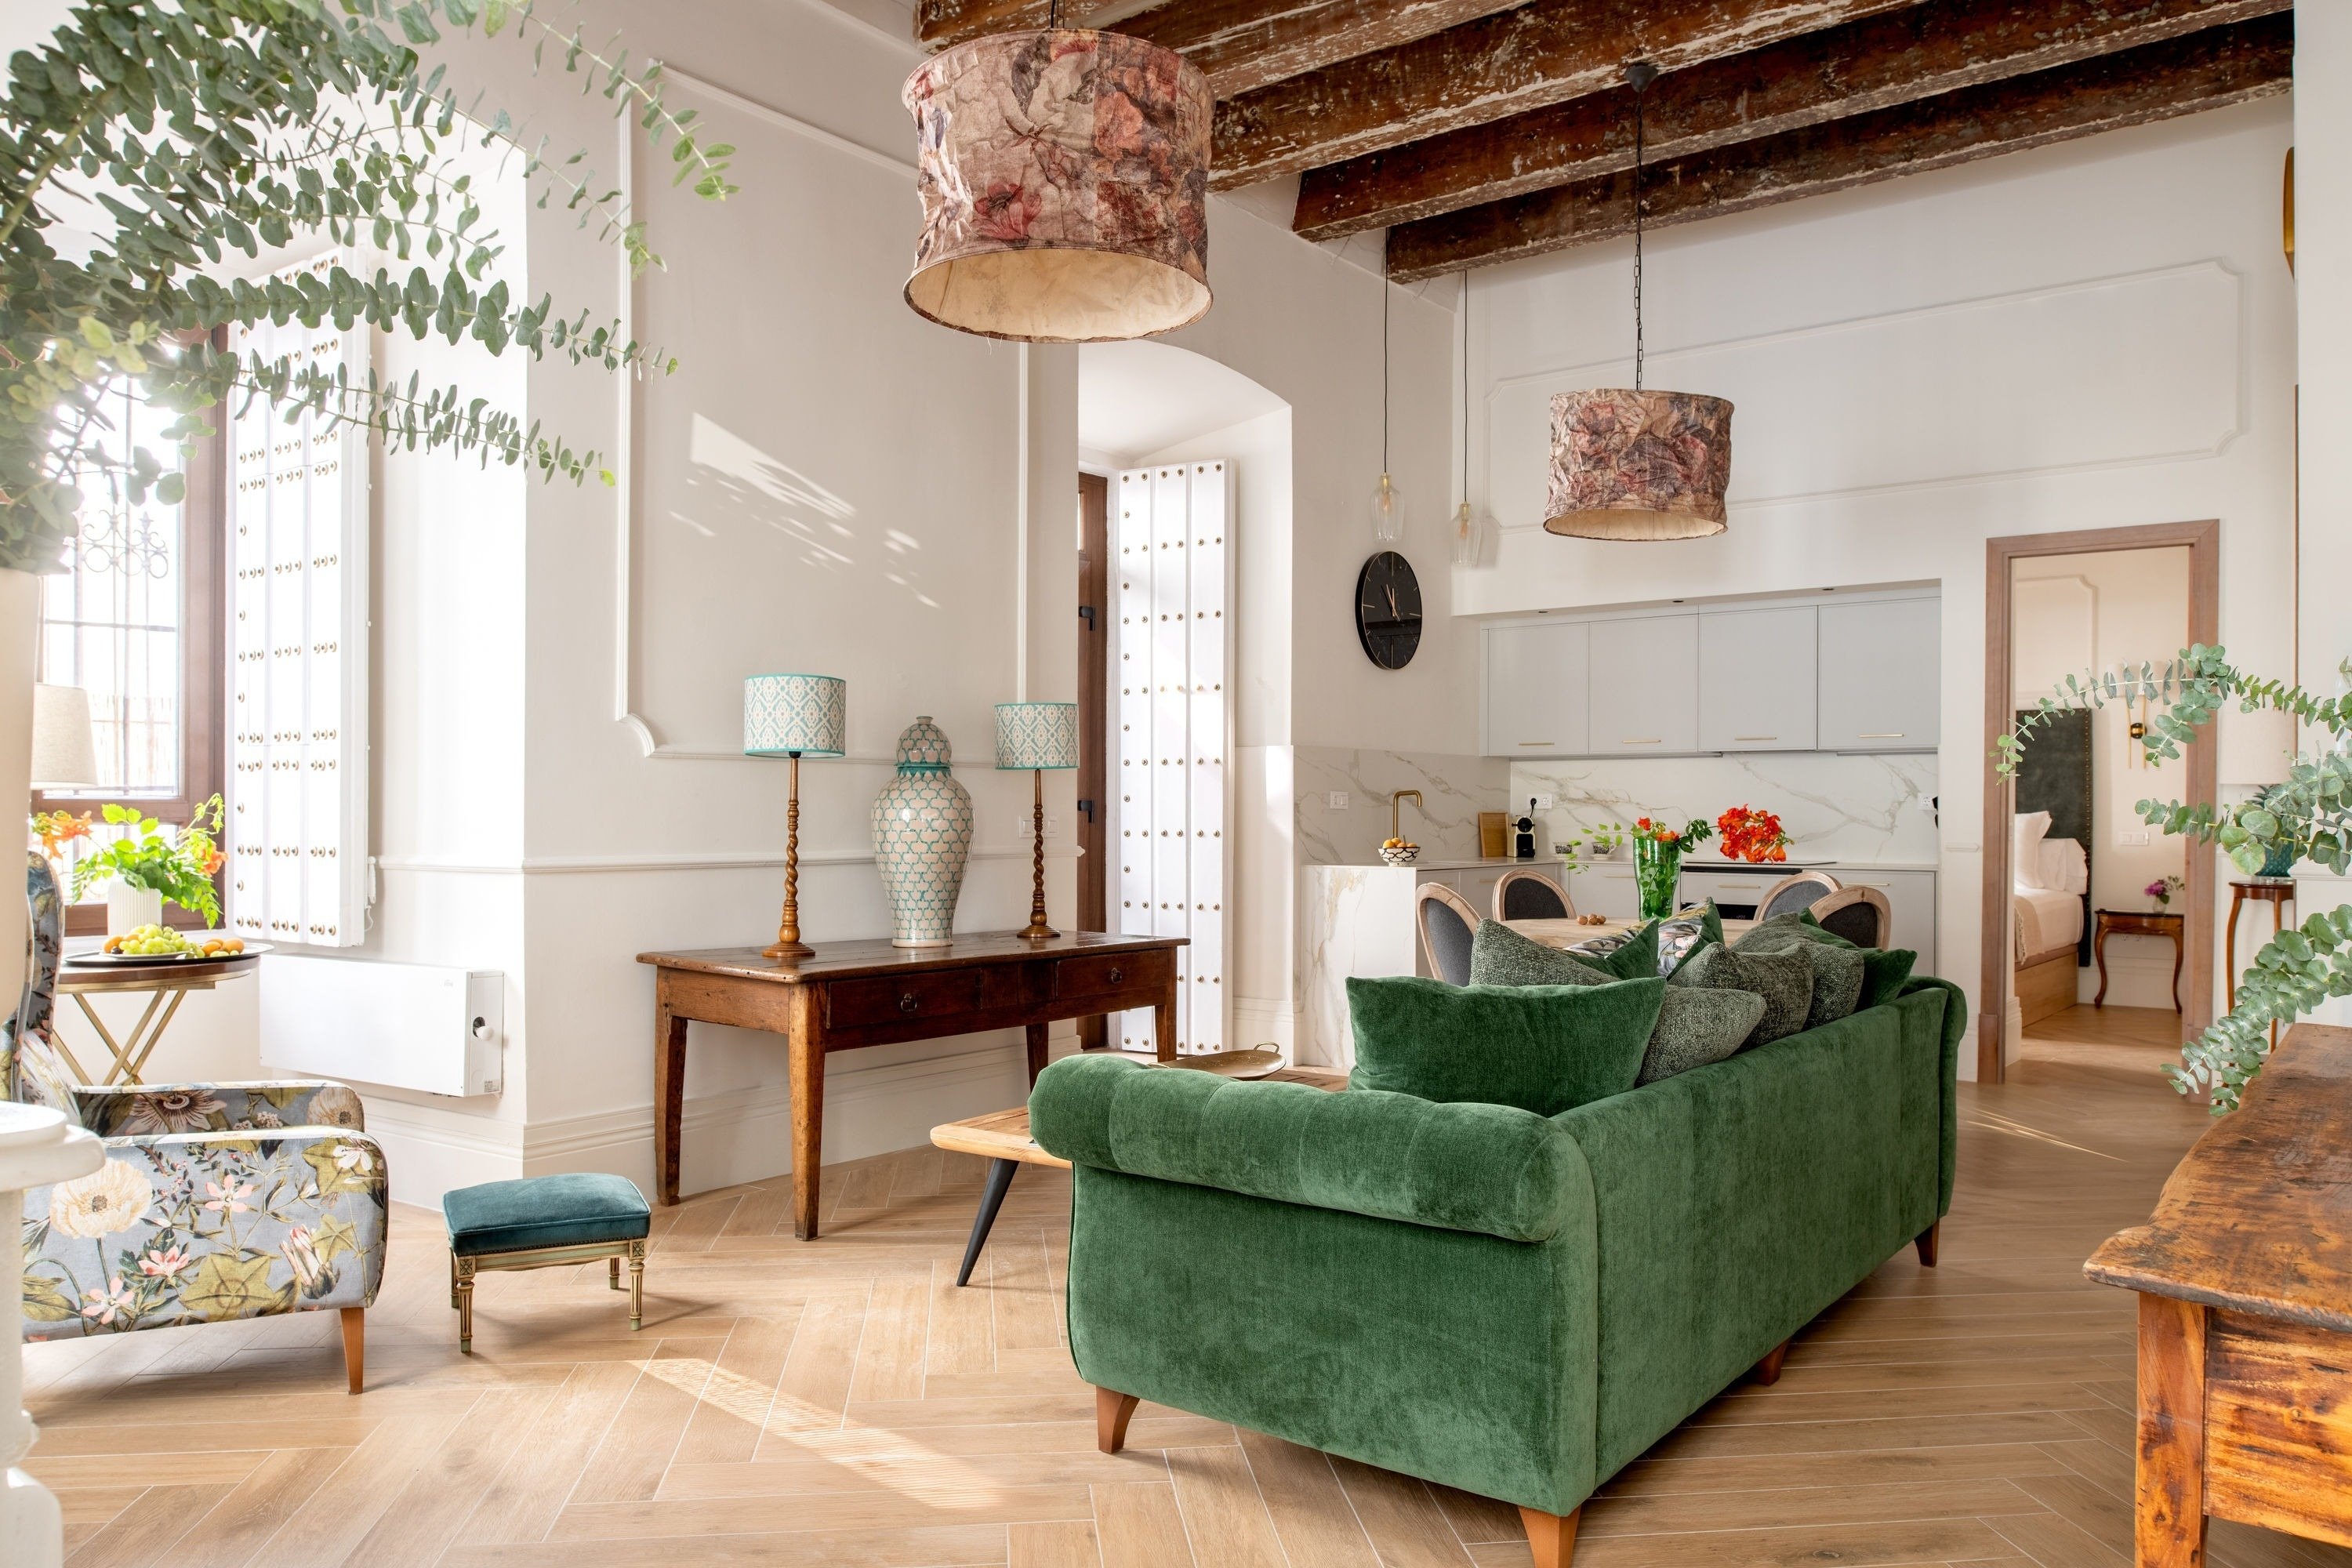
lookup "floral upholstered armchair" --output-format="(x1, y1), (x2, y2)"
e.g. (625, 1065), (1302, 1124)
(5, 852), (390, 1391)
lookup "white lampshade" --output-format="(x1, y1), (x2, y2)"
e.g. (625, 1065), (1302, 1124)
(2219, 704), (2296, 787)
(744, 674), (847, 758)
(31, 684), (98, 789)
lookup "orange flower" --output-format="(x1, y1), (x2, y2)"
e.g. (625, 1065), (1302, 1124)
(32, 810), (93, 858)
(199, 846), (225, 876)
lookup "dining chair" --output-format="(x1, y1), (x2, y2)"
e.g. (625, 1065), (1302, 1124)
(1807, 884), (1891, 949)
(1755, 869), (1842, 923)
(1493, 868), (1573, 922)
(1414, 882), (1479, 986)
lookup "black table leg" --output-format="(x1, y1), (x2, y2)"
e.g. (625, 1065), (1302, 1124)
(956, 1158), (1021, 1287)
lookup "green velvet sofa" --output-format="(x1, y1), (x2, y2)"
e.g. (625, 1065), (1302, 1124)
(1029, 976), (1965, 1567)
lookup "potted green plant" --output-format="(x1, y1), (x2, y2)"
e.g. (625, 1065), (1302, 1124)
(2, 0), (735, 1022)
(2000, 647), (2352, 1111)
(65, 798), (226, 934)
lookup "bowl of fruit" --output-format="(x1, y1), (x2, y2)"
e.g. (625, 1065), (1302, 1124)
(1380, 838), (1420, 866)
(82, 925), (256, 964)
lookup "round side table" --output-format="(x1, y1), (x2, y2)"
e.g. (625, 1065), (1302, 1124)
(2227, 878), (2297, 1047)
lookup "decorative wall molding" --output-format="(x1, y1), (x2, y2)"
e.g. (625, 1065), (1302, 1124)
(611, 64), (921, 760)
(1485, 260), (2247, 530)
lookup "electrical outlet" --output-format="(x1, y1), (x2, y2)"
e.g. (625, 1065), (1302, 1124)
(1046, 815), (1060, 837)
(1327, 791), (1349, 810)
(1532, 793), (1556, 810)
(2117, 829), (2152, 847)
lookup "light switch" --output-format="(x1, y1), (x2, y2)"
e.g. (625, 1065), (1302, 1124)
(1327, 792), (1349, 809)
(2117, 829), (2151, 847)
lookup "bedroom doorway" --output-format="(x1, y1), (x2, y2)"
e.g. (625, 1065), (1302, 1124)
(1980, 522), (2219, 1085)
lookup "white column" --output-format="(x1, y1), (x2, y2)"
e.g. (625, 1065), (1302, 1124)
(0, 1105), (103, 1568)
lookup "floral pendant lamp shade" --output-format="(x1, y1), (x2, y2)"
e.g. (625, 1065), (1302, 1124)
(902, 30), (1213, 343)
(1544, 64), (1733, 541)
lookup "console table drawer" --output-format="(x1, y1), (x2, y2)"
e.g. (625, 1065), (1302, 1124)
(1058, 949), (1171, 1004)
(825, 971), (984, 1030)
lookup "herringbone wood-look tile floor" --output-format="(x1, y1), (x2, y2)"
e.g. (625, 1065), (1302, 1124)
(25, 1014), (2352, 1567)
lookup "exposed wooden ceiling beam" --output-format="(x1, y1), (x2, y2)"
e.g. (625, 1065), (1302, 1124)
(1384, 13), (2291, 283)
(1211, 0), (1928, 191)
(909, 0), (1528, 97)
(1296, 0), (2290, 241)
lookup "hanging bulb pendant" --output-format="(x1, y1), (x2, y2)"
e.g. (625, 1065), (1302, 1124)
(1370, 473), (1405, 544)
(1450, 501), (1480, 566)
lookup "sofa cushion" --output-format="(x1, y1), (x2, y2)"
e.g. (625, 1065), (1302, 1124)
(1472, 920), (1760, 1087)
(442, 1172), (651, 1258)
(1800, 942), (1867, 1028)
(1638, 988), (1766, 1085)
(1030, 1053), (1588, 1243)
(1741, 913), (1919, 1014)
(1566, 919), (1660, 980)
(1656, 902), (1723, 976)
(1469, 919), (1610, 989)
(1669, 944), (1811, 1048)
(1346, 974), (1661, 1117)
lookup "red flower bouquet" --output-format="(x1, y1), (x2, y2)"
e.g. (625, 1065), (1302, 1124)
(1715, 805), (1791, 864)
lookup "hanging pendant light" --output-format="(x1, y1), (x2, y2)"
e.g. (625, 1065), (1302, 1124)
(1370, 253), (1405, 543)
(901, 12), (1212, 343)
(1544, 63), (1733, 541)
(1450, 271), (1485, 567)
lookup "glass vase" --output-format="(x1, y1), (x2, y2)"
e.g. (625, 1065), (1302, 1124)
(1633, 837), (1681, 923)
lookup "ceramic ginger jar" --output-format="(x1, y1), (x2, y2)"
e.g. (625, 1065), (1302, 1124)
(872, 716), (974, 948)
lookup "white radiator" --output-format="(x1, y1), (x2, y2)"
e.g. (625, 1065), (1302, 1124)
(259, 953), (504, 1098)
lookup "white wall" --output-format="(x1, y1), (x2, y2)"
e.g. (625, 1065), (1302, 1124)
(1455, 98), (2299, 1073)
(2300, 8), (2352, 696)
(2012, 547), (2191, 1008)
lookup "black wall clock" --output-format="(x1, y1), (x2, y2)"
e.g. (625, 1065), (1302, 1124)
(1355, 550), (1422, 670)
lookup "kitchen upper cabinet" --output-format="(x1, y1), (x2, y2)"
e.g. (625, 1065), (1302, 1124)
(1698, 606), (1817, 752)
(1588, 615), (1698, 755)
(1483, 622), (1589, 757)
(1819, 597), (1940, 751)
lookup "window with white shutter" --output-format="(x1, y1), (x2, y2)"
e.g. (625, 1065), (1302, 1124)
(225, 252), (370, 946)
(1114, 461), (1231, 1052)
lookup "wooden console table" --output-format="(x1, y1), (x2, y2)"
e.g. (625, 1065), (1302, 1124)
(2085, 1023), (2352, 1565)
(2093, 907), (2183, 1010)
(637, 932), (1184, 1237)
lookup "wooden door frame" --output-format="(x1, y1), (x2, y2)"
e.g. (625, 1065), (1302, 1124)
(1979, 520), (2219, 1083)
(1076, 471), (1109, 1049)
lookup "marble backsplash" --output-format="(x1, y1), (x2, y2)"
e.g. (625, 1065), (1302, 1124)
(1509, 752), (1942, 865)
(1295, 748), (1508, 866)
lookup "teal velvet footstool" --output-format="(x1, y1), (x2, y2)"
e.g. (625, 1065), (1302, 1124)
(441, 1173), (652, 1352)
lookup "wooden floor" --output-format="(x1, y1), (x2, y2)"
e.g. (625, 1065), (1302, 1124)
(26, 1040), (2352, 1568)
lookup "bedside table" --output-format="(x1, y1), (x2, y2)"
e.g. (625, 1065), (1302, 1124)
(2093, 907), (2184, 1011)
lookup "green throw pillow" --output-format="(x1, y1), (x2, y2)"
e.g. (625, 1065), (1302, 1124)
(1471, 920), (1759, 1086)
(1765, 910), (1920, 1011)
(1345, 974), (1663, 1116)
(1566, 919), (1659, 980)
(1733, 910), (1814, 951)
(1639, 987), (1766, 1085)
(1802, 942), (1867, 1028)
(1670, 943), (1812, 1047)
(1468, 919), (1610, 988)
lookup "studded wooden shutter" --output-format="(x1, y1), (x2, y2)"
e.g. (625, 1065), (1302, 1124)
(1113, 461), (1232, 1052)
(225, 252), (371, 946)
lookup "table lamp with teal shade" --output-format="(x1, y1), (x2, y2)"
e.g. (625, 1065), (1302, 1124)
(995, 702), (1078, 940)
(746, 674), (847, 960)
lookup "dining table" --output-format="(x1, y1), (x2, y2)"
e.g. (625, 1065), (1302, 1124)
(1504, 915), (1757, 950)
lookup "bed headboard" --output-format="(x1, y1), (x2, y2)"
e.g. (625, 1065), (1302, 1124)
(2014, 706), (2094, 964)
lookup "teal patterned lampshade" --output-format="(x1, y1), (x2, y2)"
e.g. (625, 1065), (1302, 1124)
(744, 674), (847, 757)
(994, 702), (1079, 771)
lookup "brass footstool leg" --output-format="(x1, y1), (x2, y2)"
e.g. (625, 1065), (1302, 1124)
(455, 1255), (477, 1353)
(609, 1256), (621, 1290)
(628, 1240), (645, 1332)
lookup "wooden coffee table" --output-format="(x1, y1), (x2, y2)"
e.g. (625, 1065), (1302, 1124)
(931, 1062), (1345, 1286)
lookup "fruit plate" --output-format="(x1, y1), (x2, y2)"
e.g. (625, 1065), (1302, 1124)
(1159, 1047), (1287, 1080)
(68, 940), (273, 967)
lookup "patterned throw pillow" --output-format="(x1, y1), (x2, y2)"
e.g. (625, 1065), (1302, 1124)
(1469, 920), (1610, 988)
(1566, 920), (1659, 980)
(1671, 943), (1813, 1048)
(1657, 900), (1726, 978)
(1639, 988), (1766, 1084)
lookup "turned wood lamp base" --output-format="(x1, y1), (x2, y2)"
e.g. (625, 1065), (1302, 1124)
(765, 753), (815, 961)
(1018, 767), (1057, 941)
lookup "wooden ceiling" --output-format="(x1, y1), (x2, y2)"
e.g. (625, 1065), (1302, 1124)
(912, 0), (2292, 283)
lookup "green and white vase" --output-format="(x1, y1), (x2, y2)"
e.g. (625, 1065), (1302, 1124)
(872, 716), (974, 948)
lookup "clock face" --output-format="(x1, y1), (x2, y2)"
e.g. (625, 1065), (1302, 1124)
(1355, 550), (1422, 670)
